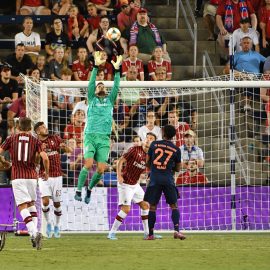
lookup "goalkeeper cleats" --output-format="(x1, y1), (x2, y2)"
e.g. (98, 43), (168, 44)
(144, 235), (155, 240)
(173, 231), (186, 240)
(54, 226), (61, 238)
(84, 188), (91, 204)
(144, 233), (162, 240)
(46, 223), (53, 238)
(107, 233), (118, 240)
(74, 191), (82, 202)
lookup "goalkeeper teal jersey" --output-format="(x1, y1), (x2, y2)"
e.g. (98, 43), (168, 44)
(84, 67), (120, 135)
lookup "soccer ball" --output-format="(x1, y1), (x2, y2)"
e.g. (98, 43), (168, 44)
(106, 27), (121, 42)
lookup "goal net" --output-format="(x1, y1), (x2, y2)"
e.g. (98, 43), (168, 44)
(23, 74), (270, 232)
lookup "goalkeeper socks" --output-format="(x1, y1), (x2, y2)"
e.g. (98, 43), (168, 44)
(89, 172), (103, 190)
(42, 205), (51, 223)
(141, 209), (149, 235)
(20, 208), (37, 237)
(28, 205), (38, 229)
(110, 210), (127, 234)
(54, 206), (62, 227)
(148, 210), (156, 236)
(171, 208), (180, 232)
(77, 167), (89, 191)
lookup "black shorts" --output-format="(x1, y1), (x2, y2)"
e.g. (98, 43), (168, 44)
(144, 184), (179, 205)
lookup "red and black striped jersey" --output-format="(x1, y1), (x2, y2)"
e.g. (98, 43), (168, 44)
(122, 146), (147, 185)
(1, 133), (42, 180)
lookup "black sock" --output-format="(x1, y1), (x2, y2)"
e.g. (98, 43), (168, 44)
(148, 210), (156, 236)
(86, 188), (91, 198)
(171, 209), (180, 232)
(76, 191), (81, 197)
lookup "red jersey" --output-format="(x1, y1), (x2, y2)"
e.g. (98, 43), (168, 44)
(175, 122), (190, 147)
(22, 0), (42, 6)
(98, 62), (113, 80)
(176, 171), (208, 185)
(147, 59), (172, 79)
(1, 133), (42, 180)
(90, 0), (106, 4)
(72, 59), (93, 81)
(68, 14), (87, 40)
(122, 146), (147, 185)
(87, 16), (101, 32)
(40, 135), (62, 178)
(122, 58), (144, 80)
(260, 7), (270, 39)
(63, 123), (85, 140)
(8, 98), (26, 117)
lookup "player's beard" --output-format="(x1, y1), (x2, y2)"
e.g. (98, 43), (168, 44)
(97, 90), (106, 97)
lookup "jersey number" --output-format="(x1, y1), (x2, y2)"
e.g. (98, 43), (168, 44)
(153, 148), (173, 169)
(18, 142), (29, 162)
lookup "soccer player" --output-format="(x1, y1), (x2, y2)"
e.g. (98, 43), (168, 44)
(74, 51), (123, 204)
(0, 117), (49, 250)
(107, 132), (156, 240)
(144, 125), (186, 240)
(34, 121), (71, 238)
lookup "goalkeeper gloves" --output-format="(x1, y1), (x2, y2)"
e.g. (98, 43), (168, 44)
(111, 55), (123, 70)
(94, 51), (106, 66)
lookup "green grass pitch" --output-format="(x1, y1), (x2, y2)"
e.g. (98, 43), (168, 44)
(1, 233), (270, 270)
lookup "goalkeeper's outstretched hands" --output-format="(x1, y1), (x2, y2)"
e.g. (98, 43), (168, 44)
(111, 55), (123, 70)
(94, 51), (106, 66)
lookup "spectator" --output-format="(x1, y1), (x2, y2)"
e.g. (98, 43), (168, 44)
(132, 135), (142, 146)
(45, 17), (71, 62)
(86, 3), (101, 35)
(72, 98), (88, 117)
(52, 0), (72, 15)
(176, 130), (207, 185)
(203, 0), (220, 41)
(72, 47), (93, 81)
(122, 45), (144, 81)
(6, 43), (34, 86)
(148, 46), (172, 81)
(123, 8), (169, 64)
(138, 110), (162, 141)
(216, 0), (257, 61)
(34, 54), (49, 79)
(16, 0), (51, 15)
(96, 50), (113, 80)
(117, 2), (139, 33)
(48, 47), (68, 80)
(85, 0), (113, 15)
(260, 0), (270, 57)
(230, 17), (259, 52)
(14, 17), (41, 63)
(29, 68), (41, 82)
(168, 109), (190, 147)
(67, 4), (89, 43)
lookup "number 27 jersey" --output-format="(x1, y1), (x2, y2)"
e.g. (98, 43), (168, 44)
(148, 140), (181, 185)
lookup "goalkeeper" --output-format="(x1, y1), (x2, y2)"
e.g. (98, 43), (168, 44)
(74, 51), (123, 204)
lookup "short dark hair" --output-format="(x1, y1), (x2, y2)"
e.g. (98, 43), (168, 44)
(34, 121), (44, 132)
(16, 43), (25, 48)
(19, 117), (32, 131)
(163, 125), (176, 140)
(146, 132), (157, 140)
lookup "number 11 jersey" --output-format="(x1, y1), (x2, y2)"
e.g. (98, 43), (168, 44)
(148, 140), (181, 186)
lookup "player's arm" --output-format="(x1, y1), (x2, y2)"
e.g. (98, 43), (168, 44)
(40, 151), (49, 180)
(116, 155), (126, 184)
(109, 55), (123, 104)
(60, 142), (73, 153)
(173, 162), (182, 172)
(146, 155), (151, 168)
(0, 154), (11, 171)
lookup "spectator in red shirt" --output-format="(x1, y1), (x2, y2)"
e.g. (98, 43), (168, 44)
(16, 0), (51, 15)
(52, 0), (71, 15)
(96, 50), (113, 80)
(117, 2), (139, 33)
(122, 45), (144, 80)
(86, 3), (101, 34)
(72, 47), (93, 81)
(148, 46), (172, 81)
(260, 0), (270, 56)
(86, 0), (113, 15)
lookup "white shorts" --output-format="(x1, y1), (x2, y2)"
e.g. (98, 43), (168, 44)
(203, 3), (217, 17)
(118, 182), (144, 206)
(12, 179), (37, 206)
(20, 5), (46, 15)
(38, 176), (63, 203)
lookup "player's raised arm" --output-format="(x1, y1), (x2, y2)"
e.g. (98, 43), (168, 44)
(116, 155), (126, 184)
(109, 55), (123, 104)
(88, 51), (106, 101)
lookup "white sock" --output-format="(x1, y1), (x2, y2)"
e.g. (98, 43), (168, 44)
(54, 206), (62, 227)
(42, 205), (51, 224)
(28, 205), (38, 230)
(20, 208), (37, 237)
(110, 210), (127, 234)
(141, 209), (149, 235)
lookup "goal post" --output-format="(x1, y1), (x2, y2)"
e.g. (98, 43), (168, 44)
(24, 74), (270, 232)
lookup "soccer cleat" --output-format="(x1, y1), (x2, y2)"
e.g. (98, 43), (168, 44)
(107, 233), (117, 240)
(54, 226), (61, 238)
(74, 191), (82, 202)
(173, 231), (186, 240)
(30, 236), (36, 248)
(84, 188), (91, 204)
(35, 232), (42, 250)
(144, 235), (155, 240)
(144, 233), (162, 240)
(46, 223), (53, 238)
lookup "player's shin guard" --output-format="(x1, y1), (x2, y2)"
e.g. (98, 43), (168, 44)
(110, 210), (127, 234)
(148, 210), (156, 236)
(171, 208), (180, 232)
(141, 209), (149, 235)
(54, 207), (62, 227)
(20, 208), (37, 237)
(89, 172), (103, 190)
(28, 205), (38, 229)
(77, 167), (89, 191)
(42, 205), (51, 223)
